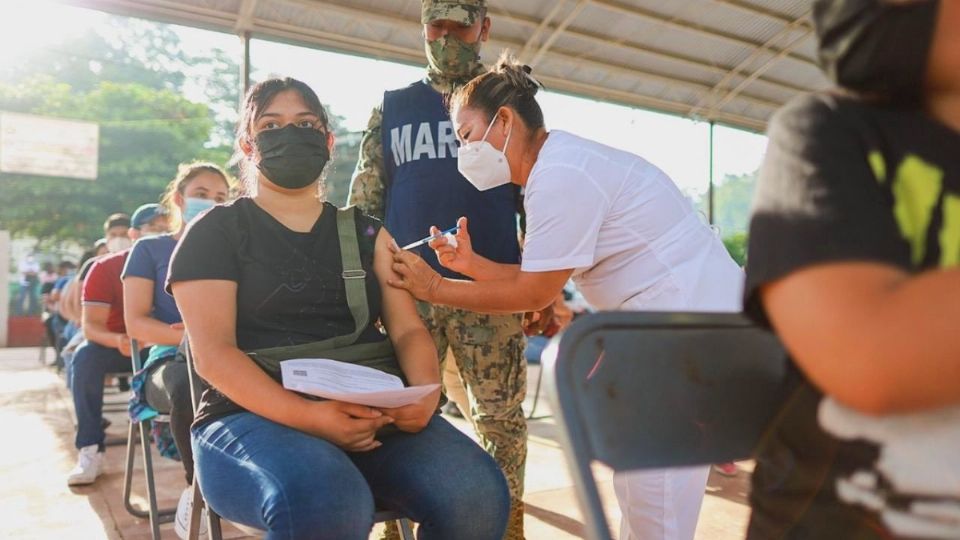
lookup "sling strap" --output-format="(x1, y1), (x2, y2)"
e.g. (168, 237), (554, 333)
(248, 205), (390, 367)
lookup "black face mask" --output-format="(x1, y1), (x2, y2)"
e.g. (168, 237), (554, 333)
(814, 0), (939, 105)
(254, 124), (330, 190)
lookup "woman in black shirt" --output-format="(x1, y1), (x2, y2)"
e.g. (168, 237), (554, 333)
(168, 78), (509, 540)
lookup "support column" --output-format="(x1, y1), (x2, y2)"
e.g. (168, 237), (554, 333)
(240, 31), (251, 104)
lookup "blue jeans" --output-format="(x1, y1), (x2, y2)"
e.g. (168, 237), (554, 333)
(71, 340), (133, 449)
(193, 412), (510, 540)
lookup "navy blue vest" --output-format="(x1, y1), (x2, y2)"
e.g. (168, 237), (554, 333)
(381, 80), (521, 279)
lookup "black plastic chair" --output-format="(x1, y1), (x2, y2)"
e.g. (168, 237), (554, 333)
(122, 339), (176, 540)
(181, 337), (416, 540)
(543, 311), (793, 540)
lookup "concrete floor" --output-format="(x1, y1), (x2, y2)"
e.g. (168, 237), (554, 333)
(0, 347), (752, 539)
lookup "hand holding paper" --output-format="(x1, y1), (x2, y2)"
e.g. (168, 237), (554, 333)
(280, 358), (440, 409)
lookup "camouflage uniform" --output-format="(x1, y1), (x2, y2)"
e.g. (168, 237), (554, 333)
(349, 2), (527, 538)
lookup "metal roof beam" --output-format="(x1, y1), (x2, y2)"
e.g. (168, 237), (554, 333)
(54, 0), (780, 131)
(272, 0), (782, 111)
(538, 74), (768, 133)
(270, 0), (780, 108)
(529, 0), (590, 68)
(485, 5), (807, 95)
(709, 0), (811, 27)
(59, 0), (239, 33)
(689, 12), (811, 119)
(588, 0), (818, 68)
(235, 0), (258, 33)
(518, 1), (566, 63)
(706, 24), (811, 118)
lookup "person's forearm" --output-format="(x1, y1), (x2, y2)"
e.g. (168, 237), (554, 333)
(462, 254), (520, 281)
(430, 277), (554, 314)
(391, 327), (441, 386)
(83, 321), (125, 350)
(193, 342), (313, 431)
(127, 315), (183, 346)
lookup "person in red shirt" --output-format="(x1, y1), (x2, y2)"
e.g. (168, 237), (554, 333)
(67, 204), (169, 486)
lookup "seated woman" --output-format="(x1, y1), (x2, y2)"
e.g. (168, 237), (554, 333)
(122, 162), (232, 536)
(167, 77), (509, 540)
(744, 1), (959, 538)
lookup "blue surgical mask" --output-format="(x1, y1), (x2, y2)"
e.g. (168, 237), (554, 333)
(182, 197), (216, 224)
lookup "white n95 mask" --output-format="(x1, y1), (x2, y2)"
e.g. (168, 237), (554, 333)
(457, 114), (512, 191)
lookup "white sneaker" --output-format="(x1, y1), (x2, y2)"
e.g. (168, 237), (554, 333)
(174, 487), (208, 539)
(67, 445), (103, 486)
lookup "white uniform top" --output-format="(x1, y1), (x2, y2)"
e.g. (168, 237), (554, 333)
(521, 130), (743, 312)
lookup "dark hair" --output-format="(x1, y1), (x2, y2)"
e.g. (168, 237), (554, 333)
(161, 161), (234, 229)
(103, 213), (130, 233)
(450, 51), (545, 133)
(233, 77), (332, 196)
(78, 249), (97, 269)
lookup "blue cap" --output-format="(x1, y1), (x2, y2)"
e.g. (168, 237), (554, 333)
(130, 203), (166, 229)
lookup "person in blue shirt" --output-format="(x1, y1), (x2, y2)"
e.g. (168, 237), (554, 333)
(122, 163), (232, 538)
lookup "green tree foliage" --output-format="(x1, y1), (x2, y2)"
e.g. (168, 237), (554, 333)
(709, 171), (758, 236)
(0, 78), (216, 242)
(0, 17), (237, 246)
(722, 232), (748, 267)
(700, 170), (758, 264)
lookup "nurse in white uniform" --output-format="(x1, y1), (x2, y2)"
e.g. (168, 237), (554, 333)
(388, 53), (744, 540)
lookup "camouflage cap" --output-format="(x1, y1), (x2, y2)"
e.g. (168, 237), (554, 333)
(422, 0), (486, 25)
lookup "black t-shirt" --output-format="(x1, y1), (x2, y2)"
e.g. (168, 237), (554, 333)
(744, 93), (960, 539)
(167, 198), (390, 425)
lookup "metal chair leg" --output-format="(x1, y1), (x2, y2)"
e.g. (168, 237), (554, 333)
(140, 420), (177, 537)
(207, 503), (223, 540)
(187, 481), (204, 540)
(122, 421), (148, 519)
(122, 420), (176, 539)
(397, 518), (415, 539)
(187, 480), (224, 540)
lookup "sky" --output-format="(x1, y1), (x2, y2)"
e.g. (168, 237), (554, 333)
(0, 0), (768, 198)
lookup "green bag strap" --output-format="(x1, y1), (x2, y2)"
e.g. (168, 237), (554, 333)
(249, 205), (370, 361)
(333, 205), (370, 348)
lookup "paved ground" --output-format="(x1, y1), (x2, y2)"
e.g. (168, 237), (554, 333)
(0, 346), (752, 539)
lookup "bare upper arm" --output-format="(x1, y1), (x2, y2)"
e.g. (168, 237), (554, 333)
(82, 302), (110, 333)
(122, 277), (155, 327)
(170, 280), (238, 368)
(761, 261), (908, 407)
(373, 229), (428, 342)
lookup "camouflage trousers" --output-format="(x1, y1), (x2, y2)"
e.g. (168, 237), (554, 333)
(379, 304), (528, 539)
(418, 302), (528, 500)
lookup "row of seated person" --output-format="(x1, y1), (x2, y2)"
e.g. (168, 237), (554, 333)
(64, 166), (231, 539)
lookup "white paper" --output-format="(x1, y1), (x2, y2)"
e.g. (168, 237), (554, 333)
(280, 358), (439, 408)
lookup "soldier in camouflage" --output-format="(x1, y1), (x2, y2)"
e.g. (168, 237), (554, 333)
(349, 1), (528, 538)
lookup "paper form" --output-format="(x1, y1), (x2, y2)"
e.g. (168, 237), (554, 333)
(280, 358), (439, 408)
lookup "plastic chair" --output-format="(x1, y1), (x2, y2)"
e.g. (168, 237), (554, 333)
(181, 336), (416, 540)
(543, 311), (793, 540)
(122, 339), (176, 540)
